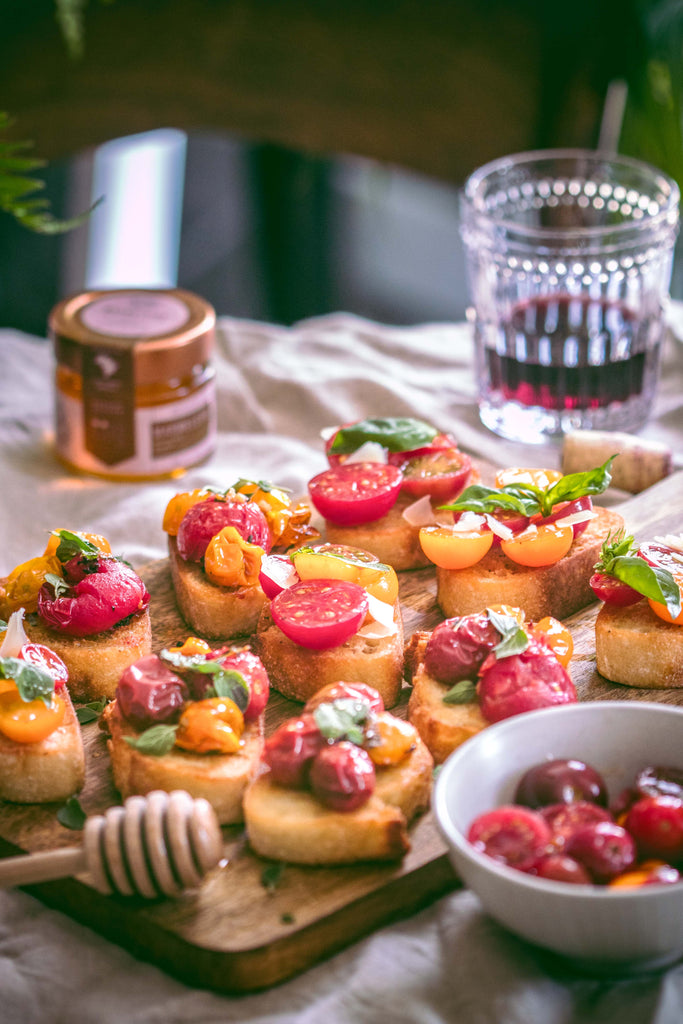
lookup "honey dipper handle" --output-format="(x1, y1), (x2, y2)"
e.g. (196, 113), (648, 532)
(0, 845), (88, 888)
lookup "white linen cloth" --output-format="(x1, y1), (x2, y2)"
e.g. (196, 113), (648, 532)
(1, 312), (683, 1024)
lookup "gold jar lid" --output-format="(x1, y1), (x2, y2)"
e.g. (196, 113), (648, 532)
(50, 287), (215, 386)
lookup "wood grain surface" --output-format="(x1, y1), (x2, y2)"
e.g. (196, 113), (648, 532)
(0, 472), (682, 993)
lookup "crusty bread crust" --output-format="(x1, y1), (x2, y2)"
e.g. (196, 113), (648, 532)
(435, 506), (625, 621)
(168, 537), (267, 639)
(254, 602), (404, 708)
(408, 665), (487, 764)
(244, 735), (433, 864)
(596, 601), (683, 688)
(24, 610), (152, 703)
(103, 701), (264, 824)
(0, 690), (85, 803)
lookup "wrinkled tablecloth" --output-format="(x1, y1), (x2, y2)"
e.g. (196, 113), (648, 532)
(1, 311), (683, 1024)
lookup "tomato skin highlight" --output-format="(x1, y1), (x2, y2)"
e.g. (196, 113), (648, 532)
(532, 616), (574, 667)
(467, 805), (552, 872)
(419, 525), (493, 569)
(270, 578), (369, 650)
(19, 643), (69, 689)
(308, 462), (403, 526)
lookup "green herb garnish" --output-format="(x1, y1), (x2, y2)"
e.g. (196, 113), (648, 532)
(261, 862), (286, 893)
(44, 572), (69, 598)
(52, 529), (101, 565)
(487, 608), (530, 659)
(76, 698), (108, 725)
(442, 679), (478, 705)
(328, 416), (439, 455)
(594, 531), (682, 619)
(57, 796), (87, 831)
(160, 649), (249, 712)
(313, 698), (371, 746)
(0, 657), (54, 706)
(124, 723), (179, 756)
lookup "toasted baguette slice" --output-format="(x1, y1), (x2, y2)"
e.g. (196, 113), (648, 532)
(103, 701), (264, 825)
(408, 664), (487, 765)
(244, 735), (433, 864)
(595, 601), (683, 688)
(254, 602), (404, 708)
(168, 537), (267, 639)
(0, 689), (85, 803)
(324, 494), (435, 571)
(436, 506), (624, 621)
(24, 609), (152, 703)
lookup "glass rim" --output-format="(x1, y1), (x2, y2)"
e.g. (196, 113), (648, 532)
(461, 147), (680, 241)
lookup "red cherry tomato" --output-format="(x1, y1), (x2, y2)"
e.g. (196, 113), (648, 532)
(308, 463), (403, 526)
(467, 805), (552, 872)
(116, 654), (188, 729)
(258, 553), (299, 599)
(638, 542), (683, 625)
(19, 643), (69, 690)
(564, 821), (636, 883)
(589, 571), (643, 606)
(515, 759), (608, 809)
(477, 639), (577, 724)
(399, 448), (472, 502)
(535, 854), (592, 884)
(37, 558), (150, 637)
(423, 612), (500, 684)
(270, 578), (369, 650)
(176, 497), (272, 561)
(537, 495), (594, 538)
(264, 713), (326, 787)
(304, 682), (384, 715)
(217, 649), (270, 722)
(539, 801), (614, 848)
(309, 741), (376, 811)
(625, 795), (683, 862)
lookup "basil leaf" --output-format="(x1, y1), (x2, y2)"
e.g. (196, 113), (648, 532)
(440, 484), (536, 516)
(611, 556), (682, 619)
(53, 529), (100, 564)
(57, 796), (87, 831)
(594, 529), (637, 573)
(542, 457), (615, 515)
(486, 608), (530, 659)
(76, 698), (108, 725)
(442, 679), (478, 704)
(0, 656), (54, 706)
(313, 698), (371, 745)
(159, 650), (250, 712)
(261, 862), (286, 892)
(124, 723), (178, 755)
(44, 572), (69, 598)
(328, 416), (438, 454)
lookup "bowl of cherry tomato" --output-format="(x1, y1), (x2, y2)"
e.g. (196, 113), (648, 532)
(433, 701), (683, 969)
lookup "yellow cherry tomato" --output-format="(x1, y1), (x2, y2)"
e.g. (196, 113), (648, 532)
(204, 526), (264, 588)
(487, 604), (526, 625)
(162, 489), (213, 536)
(419, 525), (493, 570)
(0, 554), (63, 616)
(494, 467), (563, 490)
(234, 480), (317, 549)
(43, 530), (112, 558)
(500, 522), (574, 567)
(648, 594), (683, 626)
(168, 636), (213, 657)
(533, 615), (574, 667)
(608, 860), (675, 889)
(174, 697), (244, 754)
(291, 547), (399, 604)
(365, 713), (417, 767)
(0, 688), (66, 744)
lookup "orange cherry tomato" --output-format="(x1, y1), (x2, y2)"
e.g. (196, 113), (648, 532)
(648, 593), (683, 626)
(43, 531), (112, 557)
(533, 615), (574, 667)
(365, 713), (417, 767)
(203, 526), (264, 588)
(162, 489), (214, 536)
(0, 554), (62, 616)
(419, 525), (494, 569)
(0, 688), (66, 744)
(500, 523), (574, 567)
(175, 697), (244, 754)
(494, 467), (563, 490)
(167, 636), (213, 657)
(487, 604), (526, 625)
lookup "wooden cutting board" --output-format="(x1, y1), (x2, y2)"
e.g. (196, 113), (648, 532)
(0, 471), (682, 994)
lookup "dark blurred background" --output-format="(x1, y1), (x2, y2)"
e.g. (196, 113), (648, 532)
(2, 0), (683, 336)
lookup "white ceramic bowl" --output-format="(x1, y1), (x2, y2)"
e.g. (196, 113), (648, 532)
(433, 701), (683, 969)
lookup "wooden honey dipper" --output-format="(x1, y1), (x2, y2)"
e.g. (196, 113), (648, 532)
(0, 790), (224, 898)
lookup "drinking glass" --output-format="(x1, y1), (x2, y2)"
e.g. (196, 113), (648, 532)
(460, 149), (679, 443)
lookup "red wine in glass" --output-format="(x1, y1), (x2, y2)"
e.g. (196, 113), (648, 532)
(481, 294), (661, 412)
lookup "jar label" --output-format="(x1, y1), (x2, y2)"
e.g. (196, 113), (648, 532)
(79, 292), (191, 338)
(82, 345), (135, 464)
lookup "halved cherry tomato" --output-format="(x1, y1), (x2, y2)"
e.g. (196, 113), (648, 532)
(494, 467), (563, 490)
(500, 522), (574, 567)
(0, 688), (66, 743)
(258, 553), (300, 598)
(537, 496), (594, 538)
(589, 572), (643, 606)
(453, 509), (531, 547)
(639, 543), (683, 625)
(399, 449), (472, 503)
(291, 545), (399, 604)
(270, 578), (369, 650)
(175, 696), (244, 754)
(419, 524), (493, 569)
(648, 593), (683, 625)
(308, 462), (403, 526)
(533, 616), (573, 667)
(19, 643), (69, 689)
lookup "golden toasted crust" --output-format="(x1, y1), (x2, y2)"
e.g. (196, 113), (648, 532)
(436, 506), (624, 621)
(408, 664), (487, 764)
(595, 601), (683, 688)
(24, 610), (152, 703)
(243, 735), (433, 864)
(103, 701), (264, 824)
(254, 602), (404, 708)
(0, 690), (85, 803)
(168, 537), (267, 640)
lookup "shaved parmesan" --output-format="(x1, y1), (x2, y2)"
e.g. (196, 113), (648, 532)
(345, 442), (388, 464)
(451, 511), (486, 533)
(0, 609), (29, 657)
(320, 424), (339, 441)
(358, 593), (398, 639)
(484, 514), (514, 540)
(402, 495), (436, 527)
(655, 534), (683, 555)
(553, 510), (597, 529)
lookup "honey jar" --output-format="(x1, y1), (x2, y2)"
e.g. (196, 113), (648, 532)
(50, 288), (217, 480)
